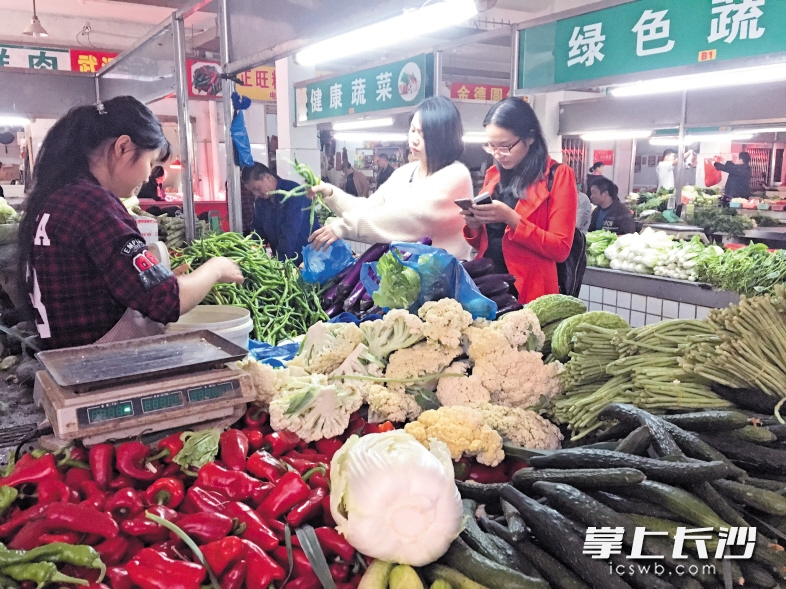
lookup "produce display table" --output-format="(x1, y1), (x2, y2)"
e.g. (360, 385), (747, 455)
(138, 198), (230, 232)
(723, 226), (786, 248)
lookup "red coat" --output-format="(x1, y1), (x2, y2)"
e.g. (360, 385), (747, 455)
(464, 157), (578, 304)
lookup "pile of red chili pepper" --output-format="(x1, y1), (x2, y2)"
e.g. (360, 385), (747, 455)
(0, 405), (396, 589)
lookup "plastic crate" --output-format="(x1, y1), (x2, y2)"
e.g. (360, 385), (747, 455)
(772, 204), (786, 211)
(758, 203), (772, 210)
(729, 202), (742, 208)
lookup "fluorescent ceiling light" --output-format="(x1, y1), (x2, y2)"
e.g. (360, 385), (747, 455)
(610, 63), (786, 97)
(649, 133), (753, 146)
(333, 117), (395, 131)
(0, 116), (30, 126)
(463, 132), (487, 143)
(736, 127), (786, 134)
(580, 130), (651, 141)
(295, 0), (478, 65)
(333, 132), (407, 142)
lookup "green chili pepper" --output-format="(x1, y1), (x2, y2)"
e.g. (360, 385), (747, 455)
(24, 543), (105, 582)
(0, 488), (17, 517)
(1, 562), (89, 589)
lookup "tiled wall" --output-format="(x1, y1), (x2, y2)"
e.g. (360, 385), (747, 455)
(578, 285), (713, 327)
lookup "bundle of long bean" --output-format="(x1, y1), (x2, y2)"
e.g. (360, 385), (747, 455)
(171, 232), (327, 344)
(559, 325), (624, 389)
(270, 157), (329, 228)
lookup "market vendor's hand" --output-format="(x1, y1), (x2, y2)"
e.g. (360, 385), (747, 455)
(309, 225), (339, 251)
(207, 256), (244, 284)
(471, 200), (519, 227)
(307, 183), (335, 200)
(460, 208), (483, 229)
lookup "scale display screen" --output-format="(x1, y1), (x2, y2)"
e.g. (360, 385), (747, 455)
(188, 381), (234, 403)
(87, 401), (134, 424)
(141, 392), (183, 413)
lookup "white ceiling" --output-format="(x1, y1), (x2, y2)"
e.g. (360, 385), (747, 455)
(3, 0), (173, 24)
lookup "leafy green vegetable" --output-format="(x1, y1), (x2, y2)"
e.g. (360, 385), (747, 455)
(695, 243), (786, 296)
(753, 214), (781, 228)
(372, 251), (421, 309)
(692, 207), (752, 237)
(173, 429), (221, 470)
(405, 386), (442, 411)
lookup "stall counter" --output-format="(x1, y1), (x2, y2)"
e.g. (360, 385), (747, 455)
(138, 198), (230, 232)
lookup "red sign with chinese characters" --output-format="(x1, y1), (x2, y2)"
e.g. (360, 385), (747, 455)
(450, 83), (510, 102)
(593, 150), (615, 166)
(186, 60), (277, 101)
(69, 49), (117, 73)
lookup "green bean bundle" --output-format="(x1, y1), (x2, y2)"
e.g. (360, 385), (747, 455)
(171, 232), (327, 344)
(270, 157), (330, 228)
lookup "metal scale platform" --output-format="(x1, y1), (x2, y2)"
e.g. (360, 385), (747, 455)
(33, 331), (255, 446)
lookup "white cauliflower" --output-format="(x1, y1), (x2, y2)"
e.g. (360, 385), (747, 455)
(468, 328), (563, 409)
(384, 342), (462, 394)
(235, 358), (278, 406)
(289, 321), (363, 375)
(470, 402), (563, 450)
(329, 343), (385, 378)
(436, 361), (491, 407)
(269, 372), (363, 442)
(404, 406), (505, 466)
(418, 299), (473, 349)
(366, 385), (423, 423)
(491, 308), (545, 352)
(359, 309), (425, 359)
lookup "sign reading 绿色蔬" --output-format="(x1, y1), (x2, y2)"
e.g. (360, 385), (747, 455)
(298, 54), (429, 122)
(518, 0), (784, 90)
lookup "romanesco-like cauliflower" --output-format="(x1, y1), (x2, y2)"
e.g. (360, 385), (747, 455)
(384, 342), (462, 394)
(404, 406), (505, 466)
(366, 385), (423, 423)
(235, 358), (278, 406)
(269, 372), (363, 442)
(435, 361), (491, 407)
(289, 321), (363, 375)
(418, 299), (473, 349)
(359, 309), (425, 359)
(492, 308), (545, 352)
(469, 401), (563, 450)
(468, 329), (563, 409)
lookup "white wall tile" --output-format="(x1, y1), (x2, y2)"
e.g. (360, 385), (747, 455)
(696, 306), (711, 320)
(603, 304), (617, 313)
(646, 313), (661, 325)
(580, 299), (590, 308)
(631, 295), (647, 312)
(579, 284), (590, 300)
(678, 303), (696, 319)
(616, 292), (632, 309)
(630, 311), (646, 328)
(662, 300), (679, 319)
(589, 301), (603, 311)
(617, 308), (631, 322)
(647, 297), (663, 315)
(590, 287), (603, 302)
(603, 289), (617, 305)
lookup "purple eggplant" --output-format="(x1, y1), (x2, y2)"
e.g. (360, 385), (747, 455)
(496, 303), (524, 317)
(325, 303), (343, 318)
(461, 257), (495, 278)
(359, 298), (373, 312)
(322, 282), (342, 306)
(491, 293), (518, 309)
(473, 273), (516, 287)
(336, 242), (389, 299)
(478, 281), (510, 299)
(418, 237), (433, 246)
(343, 280), (369, 311)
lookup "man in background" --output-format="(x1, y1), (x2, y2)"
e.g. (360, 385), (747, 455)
(342, 161), (370, 197)
(715, 151), (752, 206)
(657, 148), (695, 190)
(376, 153), (394, 187)
(589, 176), (635, 235)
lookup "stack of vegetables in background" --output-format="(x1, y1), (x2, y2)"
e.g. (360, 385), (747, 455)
(695, 244), (786, 296)
(585, 230), (616, 268)
(653, 236), (723, 282)
(603, 228), (675, 275)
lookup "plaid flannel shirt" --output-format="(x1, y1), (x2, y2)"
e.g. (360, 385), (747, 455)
(27, 176), (180, 349)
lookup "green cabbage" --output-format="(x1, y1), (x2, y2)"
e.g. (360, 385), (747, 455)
(372, 251), (421, 310)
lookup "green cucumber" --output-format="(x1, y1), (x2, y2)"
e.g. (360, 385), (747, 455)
(485, 532), (542, 579)
(625, 481), (727, 528)
(700, 434), (786, 475)
(689, 482), (750, 528)
(514, 541), (589, 589)
(500, 500), (526, 543)
(712, 479), (786, 516)
(745, 477), (786, 493)
(661, 410), (749, 432)
(589, 491), (680, 520)
(358, 560), (395, 589)
(456, 481), (503, 505)
(501, 443), (554, 462)
(390, 566), (425, 589)
(460, 500), (517, 570)
(512, 467), (645, 491)
(731, 424), (777, 444)
(430, 581), (453, 589)
(441, 538), (549, 589)
(599, 403), (681, 458)
(661, 422), (747, 480)
(614, 426), (651, 455)
(422, 564), (490, 589)
(739, 561), (778, 588)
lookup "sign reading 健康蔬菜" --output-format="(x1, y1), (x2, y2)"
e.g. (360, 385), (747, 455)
(518, 0), (784, 90)
(298, 54), (430, 122)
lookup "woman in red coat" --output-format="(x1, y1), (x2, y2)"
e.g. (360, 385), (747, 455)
(462, 98), (577, 304)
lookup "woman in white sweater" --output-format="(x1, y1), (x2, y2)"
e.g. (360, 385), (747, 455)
(308, 97), (473, 260)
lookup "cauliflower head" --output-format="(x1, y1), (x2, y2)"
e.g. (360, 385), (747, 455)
(470, 402), (563, 450)
(492, 308), (545, 352)
(436, 361), (491, 407)
(235, 358), (278, 406)
(269, 372), (363, 442)
(329, 343), (385, 378)
(404, 406), (504, 466)
(359, 309), (425, 360)
(468, 329), (563, 409)
(418, 299), (473, 349)
(366, 385), (423, 423)
(384, 341), (462, 394)
(290, 321), (363, 375)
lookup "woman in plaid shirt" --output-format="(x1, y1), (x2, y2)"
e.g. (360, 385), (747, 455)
(18, 96), (244, 349)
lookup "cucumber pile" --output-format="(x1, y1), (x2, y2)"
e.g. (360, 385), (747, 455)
(449, 403), (786, 589)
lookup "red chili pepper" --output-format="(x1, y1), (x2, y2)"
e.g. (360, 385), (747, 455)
(256, 471), (310, 519)
(287, 487), (327, 527)
(272, 546), (313, 578)
(343, 414), (366, 441)
(249, 481), (274, 508)
(88, 444), (115, 491)
(281, 456), (319, 474)
(285, 451), (329, 463)
(64, 466), (94, 491)
(314, 438), (344, 461)
(67, 446), (88, 463)
(314, 527), (355, 561)
(46, 502), (119, 538)
(94, 535), (130, 566)
(244, 430), (265, 452)
(174, 512), (234, 544)
(321, 494), (336, 527)
(361, 422), (393, 435)
(116, 441), (161, 482)
(241, 539), (285, 589)
(265, 517), (286, 542)
(337, 584), (357, 589)
(180, 486), (229, 514)
(106, 567), (134, 589)
(39, 531), (82, 545)
(330, 563), (351, 583)
(80, 481), (109, 512)
(263, 431), (301, 457)
(0, 453), (61, 488)
(160, 462), (183, 479)
(220, 559), (247, 589)
(467, 462), (508, 484)
(126, 537), (145, 559)
(197, 463), (260, 501)
(0, 504), (48, 539)
(246, 450), (288, 482)
(37, 479), (77, 505)
(144, 477), (184, 508)
(244, 405), (268, 429)
(307, 470), (330, 490)
(108, 474), (139, 491)
(105, 487), (145, 521)
(8, 519), (53, 550)
(121, 505), (177, 543)
(349, 572), (363, 588)
(202, 536), (243, 576)
(127, 547), (206, 589)
(284, 576), (321, 589)
(220, 430), (249, 472)
(222, 501), (278, 551)
(156, 432), (184, 464)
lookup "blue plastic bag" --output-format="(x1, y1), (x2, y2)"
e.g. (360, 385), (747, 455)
(248, 340), (300, 367)
(360, 242), (496, 320)
(230, 92), (254, 167)
(301, 240), (355, 284)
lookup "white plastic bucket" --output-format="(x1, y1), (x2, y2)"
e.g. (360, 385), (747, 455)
(165, 305), (253, 350)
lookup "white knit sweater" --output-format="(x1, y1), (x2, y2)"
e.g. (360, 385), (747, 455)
(324, 161), (474, 260)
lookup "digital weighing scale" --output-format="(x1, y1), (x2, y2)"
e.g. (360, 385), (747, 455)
(33, 330), (256, 446)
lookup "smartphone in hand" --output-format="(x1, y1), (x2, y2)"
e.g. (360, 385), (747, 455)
(474, 192), (492, 206)
(454, 198), (474, 211)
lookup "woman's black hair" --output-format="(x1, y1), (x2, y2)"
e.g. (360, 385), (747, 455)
(19, 96), (170, 295)
(591, 176), (618, 200)
(151, 165), (165, 180)
(411, 96), (464, 176)
(483, 97), (548, 200)
(589, 162), (605, 173)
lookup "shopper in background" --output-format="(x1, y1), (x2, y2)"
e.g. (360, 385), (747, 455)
(589, 176), (635, 235)
(307, 97), (472, 258)
(461, 97), (578, 303)
(714, 151), (752, 205)
(137, 165), (167, 201)
(18, 96), (243, 349)
(576, 187), (592, 233)
(376, 153), (394, 187)
(342, 161), (370, 197)
(657, 148), (696, 190)
(242, 162), (317, 265)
